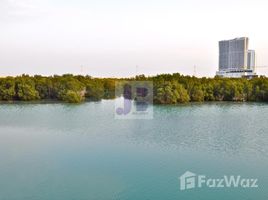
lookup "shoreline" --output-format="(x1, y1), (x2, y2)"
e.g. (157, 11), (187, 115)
(1, 74), (268, 103)
(0, 99), (267, 105)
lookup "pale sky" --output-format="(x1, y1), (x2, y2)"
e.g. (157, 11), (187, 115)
(0, 0), (268, 77)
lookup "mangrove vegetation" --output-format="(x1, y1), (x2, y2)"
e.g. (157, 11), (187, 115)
(0, 73), (268, 104)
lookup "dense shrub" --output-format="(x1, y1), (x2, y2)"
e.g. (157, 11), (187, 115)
(0, 74), (267, 104)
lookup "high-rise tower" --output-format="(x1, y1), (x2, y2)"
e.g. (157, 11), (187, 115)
(217, 37), (256, 78)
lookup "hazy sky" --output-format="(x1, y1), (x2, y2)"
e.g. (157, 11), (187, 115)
(0, 0), (268, 77)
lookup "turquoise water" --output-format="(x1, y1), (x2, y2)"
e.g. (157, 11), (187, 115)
(0, 101), (267, 200)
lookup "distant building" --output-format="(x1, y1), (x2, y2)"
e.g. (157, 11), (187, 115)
(217, 37), (257, 78)
(247, 50), (256, 70)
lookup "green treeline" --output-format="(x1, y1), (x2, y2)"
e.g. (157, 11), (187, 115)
(0, 74), (115, 103)
(149, 74), (268, 104)
(0, 73), (268, 104)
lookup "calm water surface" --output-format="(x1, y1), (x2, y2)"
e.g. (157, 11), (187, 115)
(0, 101), (267, 200)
